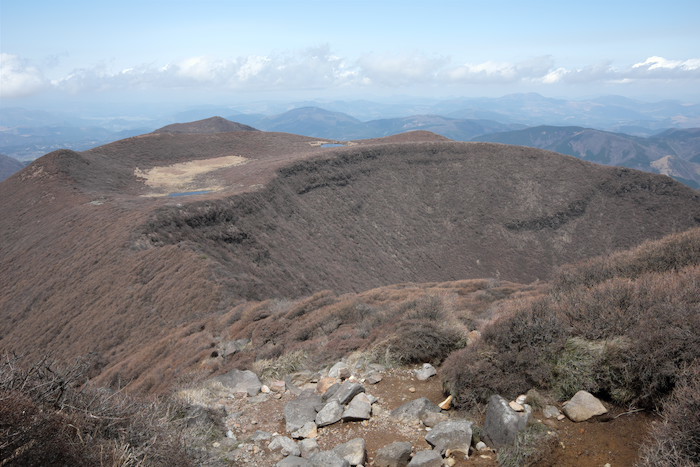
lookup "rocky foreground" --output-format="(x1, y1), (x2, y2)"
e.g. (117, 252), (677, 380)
(176, 357), (631, 466)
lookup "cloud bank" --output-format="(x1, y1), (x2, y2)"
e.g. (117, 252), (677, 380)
(2, 48), (699, 99)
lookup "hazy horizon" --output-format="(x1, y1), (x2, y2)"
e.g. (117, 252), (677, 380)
(2, 0), (699, 111)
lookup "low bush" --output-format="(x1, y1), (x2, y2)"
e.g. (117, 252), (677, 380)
(0, 354), (190, 466)
(375, 319), (466, 366)
(638, 362), (700, 466)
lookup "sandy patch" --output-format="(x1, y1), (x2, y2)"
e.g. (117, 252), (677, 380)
(135, 155), (248, 195)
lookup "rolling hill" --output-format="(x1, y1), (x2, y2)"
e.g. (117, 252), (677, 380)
(0, 122), (698, 392)
(473, 126), (700, 187)
(0, 153), (25, 181)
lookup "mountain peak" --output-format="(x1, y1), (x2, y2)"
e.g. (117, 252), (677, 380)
(153, 116), (259, 134)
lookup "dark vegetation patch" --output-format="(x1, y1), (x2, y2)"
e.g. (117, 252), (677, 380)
(0, 355), (193, 466)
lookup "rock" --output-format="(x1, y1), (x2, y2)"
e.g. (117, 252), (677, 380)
(271, 380), (287, 393)
(421, 411), (449, 428)
(438, 395), (453, 410)
(226, 429), (236, 439)
(261, 384), (271, 393)
(329, 381), (365, 405)
(285, 391), (323, 433)
(407, 449), (443, 467)
(269, 436), (301, 457)
(475, 441), (488, 451)
(543, 405), (562, 419)
(408, 387), (416, 393)
(328, 362), (350, 379)
(415, 363), (437, 381)
(557, 414), (566, 421)
(317, 377), (340, 394)
(366, 372), (383, 384)
(515, 394), (527, 405)
(333, 438), (366, 466)
(291, 421), (318, 439)
(374, 441), (413, 467)
(308, 450), (350, 467)
(425, 419), (473, 455)
(342, 394), (372, 421)
(391, 397), (442, 423)
(300, 438), (320, 459)
(322, 382), (341, 401)
(214, 369), (262, 396)
(276, 456), (310, 467)
(509, 401), (524, 412)
(250, 430), (273, 442)
(315, 400), (343, 427)
(482, 394), (531, 448)
(563, 391), (608, 422)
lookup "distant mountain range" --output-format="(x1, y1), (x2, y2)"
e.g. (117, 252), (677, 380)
(473, 126), (700, 188)
(2, 93), (699, 187)
(0, 154), (25, 181)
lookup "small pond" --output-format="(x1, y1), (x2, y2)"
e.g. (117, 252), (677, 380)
(168, 190), (212, 197)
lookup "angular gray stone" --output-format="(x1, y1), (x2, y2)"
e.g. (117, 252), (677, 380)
(391, 397), (442, 423)
(563, 390), (608, 422)
(342, 394), (372, 421)
(333, 437), (366, 466)
(374, 441), (413, 467)
(250, 430), (274, 442)
(407, 449), (443, 467)
(425, 419), (473, 455)
(415, 363), (437, 381)
(543, 405), (562, 419)
(482, 394), (531, 448)
(276, 456), (310, 467)
(315, 400), (343, 427)
(420, 411), (449, 428)
(300, 438), (320, 459)
(214, 369), (261, 396)
(366, 372), (383, 384)
(329, 381), (365, 405)
(291, 421), (318, 439)
(285, 391), (323, 433)
(329, 361), (350, 379)
(268, 436), (301, 457)
(322, 382), (341, 401)
(308, 450), (350, 467)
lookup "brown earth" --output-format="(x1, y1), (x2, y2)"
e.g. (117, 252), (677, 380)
(0, 128), (698, 393)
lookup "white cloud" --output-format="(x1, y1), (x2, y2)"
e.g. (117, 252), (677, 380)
(3, 50), (699, 99)
(0, 53), (48, 98)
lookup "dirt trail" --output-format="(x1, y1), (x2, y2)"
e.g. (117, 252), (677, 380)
(192, 367), (655, 466)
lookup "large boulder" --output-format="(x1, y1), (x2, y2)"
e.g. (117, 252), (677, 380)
(285, 391), (323, 432)
(213, 369), (261, 396)
(315, 400), (344, 427)
(268, 436), (301, 457)
(414, 363), (437, 381)
(407, 450), (442, 467)
(391, 397), (442, 423)
(342, 394), (372, 421)
(276, 456), (310, 467)
(329, 381), (365, 405)
(333, 438), (366, 466)
(308, 451), (350, 467)
(563, 390), (608, 422)
(374, 441), (413, 467)
(482, 394), (531, 447)
(425, 419), (473, 455)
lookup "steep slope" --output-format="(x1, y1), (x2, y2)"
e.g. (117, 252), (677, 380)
(153, 116), (258, 134)
(0, 153), (25, 181)
(0, 127), (698, 389)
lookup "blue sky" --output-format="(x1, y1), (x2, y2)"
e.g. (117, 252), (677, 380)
(1, 0), (699, 107)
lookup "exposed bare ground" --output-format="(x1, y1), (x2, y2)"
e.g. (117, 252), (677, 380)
(134, 155), (249, 196)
